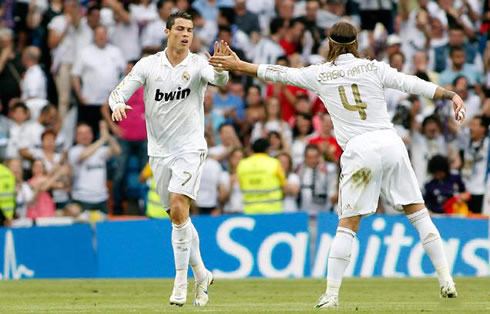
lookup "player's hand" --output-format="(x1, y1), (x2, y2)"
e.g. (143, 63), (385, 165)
(111, 104), (133, 122)
(208, 42), (241, 72)
(205, 40), (230, 72)
(452, 94), (466, 124)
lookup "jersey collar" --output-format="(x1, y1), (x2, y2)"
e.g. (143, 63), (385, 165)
(161, 48), (192, 68)
(336, 53), (355, 62)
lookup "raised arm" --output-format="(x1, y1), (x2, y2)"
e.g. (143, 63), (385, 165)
(109, 58), (146, 122)
(209, 43), (318, 91)
(377, 62), (466, 123)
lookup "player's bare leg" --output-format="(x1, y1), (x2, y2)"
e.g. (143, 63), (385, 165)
(168, 193), (212, 307)
(316, 216), (361, 309)
(404, 203), (457, 298)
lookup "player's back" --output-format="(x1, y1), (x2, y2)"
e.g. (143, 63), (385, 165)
(313, 54), (394, 149)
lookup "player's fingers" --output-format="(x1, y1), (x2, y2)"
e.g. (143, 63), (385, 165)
(121, 108), (127, 119)
(125, 105), (133, 111)
(213, 41), (218, 56)
(113, 111), (121, 122)
(111, 112), (116, 122)
(204, 51), (212, 59)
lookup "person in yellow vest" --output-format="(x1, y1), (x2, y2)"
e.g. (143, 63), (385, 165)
(0, 161), (16, 226)
(237, 138), (286, 214)
(139, 163), (168, 219)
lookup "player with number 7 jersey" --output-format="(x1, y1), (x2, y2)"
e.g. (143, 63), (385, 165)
(209, 21), (466, 310)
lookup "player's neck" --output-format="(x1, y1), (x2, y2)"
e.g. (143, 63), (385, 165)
(165, 47), (189, 67)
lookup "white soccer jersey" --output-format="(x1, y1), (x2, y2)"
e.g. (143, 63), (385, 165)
(109, 49), (229, 157)
(257, 53), (438, 149)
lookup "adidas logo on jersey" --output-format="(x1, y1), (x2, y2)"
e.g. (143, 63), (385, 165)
(154, 87), (191, 102)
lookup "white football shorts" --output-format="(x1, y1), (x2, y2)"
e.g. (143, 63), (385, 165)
(149, 150), (207, 211)
(338, 129), (423, 219)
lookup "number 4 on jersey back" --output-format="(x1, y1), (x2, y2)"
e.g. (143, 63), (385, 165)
(338, 84), (367, 120)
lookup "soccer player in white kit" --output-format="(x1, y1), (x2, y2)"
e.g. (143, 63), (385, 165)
(109, 12), (229, 307)
(209, 22), (464, 309)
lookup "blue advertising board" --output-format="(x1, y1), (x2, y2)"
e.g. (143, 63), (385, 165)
(0, 213), (487, 279)
(96, 213), (310, 278)
(313, 214), (490, 278)
(0, 224), (96, 279)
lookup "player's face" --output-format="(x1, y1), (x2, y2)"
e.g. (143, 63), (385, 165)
(166, 18), (194, 50)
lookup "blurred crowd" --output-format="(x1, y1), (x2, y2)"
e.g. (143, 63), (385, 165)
(1, 0), (490, 226)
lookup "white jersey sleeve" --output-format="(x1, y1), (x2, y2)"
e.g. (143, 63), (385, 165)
(108, 57), (147, 111)
(375, 61), (438, 99)
(198, 56), (229, 86)
(257, 64), (320, 91)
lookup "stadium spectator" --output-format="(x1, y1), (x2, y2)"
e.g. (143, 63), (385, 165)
(238, 138), (285, 214)
(0, 28), (22, 113)
(102, 60), (147, 216)
(34, 130), (70, 210)
(19, 104), (64, 165)
(439, 46), (483, 87)
(220, 148), (244, 214)
(278, 152), (300, 213)
(20, 46), (47, 101)
(251, 96), (292, 146)
(265, 56), (307, 122)
(71, 25), (125, 136)
(234, 0), (260, 36)
(267, 131), (289, 158)
(141, 0), (174, 51)
(5, 101), (29, 160)
(107, 0), (141, 62)
(208, 123), (242, 163)
(297, 144), (337, 215)
(291, 113), (315, 169)
(0, 102), (8, 160)
(6, 158), (33, 220)
(308, 113), (342, 163)
(424, 155), (468, 214)
(0, 160), (15, 225)
(411, 115), (452, 188)
(68, 121), (121, 213)
(26, 159), (57, 218)
(195, 155), (227, 215)
(129, 0), (158, 27)
(192, 0), (219, 23)
(249, 17), (286, 65)
(213, 80), (245, 126)
(47, 0), (80, 118)
(461, 115), (489, 213)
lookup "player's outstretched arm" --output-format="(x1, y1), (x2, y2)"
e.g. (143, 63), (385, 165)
(209, 43), (318, 91)
(433, 87), (466, 123)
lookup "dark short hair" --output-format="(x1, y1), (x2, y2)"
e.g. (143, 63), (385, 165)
(304, 143), (319, 157)
(270, 17), (286, 35)
(157, 0), (174, 9)
(389, 51), (405, 65)
(40, 103), (56, 115)
(428, 155), (449, 176)
(252, 138), (270, 153)
(41, 129), (57, 141)
(218, 122), (234, 133)
(422, 115), (442, 130)
(11, 101), (28, 112)
(166, 11), (193, 30)
(87, 5), (100, 15)
(452, 75), (468, 86)
(218, 25), (232, 35)
(219, 7), (235, 25)
(449, 46), (464, 56)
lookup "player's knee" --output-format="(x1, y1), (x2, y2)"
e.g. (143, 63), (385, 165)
(169, 194), (191, 224)
(338, 216), (361, 233)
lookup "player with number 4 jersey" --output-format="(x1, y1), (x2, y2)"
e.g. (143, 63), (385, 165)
(109, 12), (229, 308)
(209, 21), (465, 310)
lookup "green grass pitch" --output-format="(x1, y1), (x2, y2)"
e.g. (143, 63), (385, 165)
(0, 277), (488, 313)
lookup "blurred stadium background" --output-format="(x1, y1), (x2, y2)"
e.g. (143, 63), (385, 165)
(0, 0), (489, 312)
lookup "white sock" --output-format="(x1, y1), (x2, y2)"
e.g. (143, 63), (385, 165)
(407, 208), (453, 286)
(326, 227), (356, 297)
(172, 218), (192, 286)
(189, 222), (207, 282)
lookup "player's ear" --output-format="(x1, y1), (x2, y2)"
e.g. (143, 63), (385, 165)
(165, 28), (170, 36)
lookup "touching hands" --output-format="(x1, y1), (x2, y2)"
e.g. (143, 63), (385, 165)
(452, 94), (466, 124)
(208, 41), (241, 72)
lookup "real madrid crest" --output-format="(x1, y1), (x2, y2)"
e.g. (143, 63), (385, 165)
(182, 71), (190, 82)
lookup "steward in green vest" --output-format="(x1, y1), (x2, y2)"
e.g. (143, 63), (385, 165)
(237, 138), (286, 214)
(0, 163), (16, 223)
